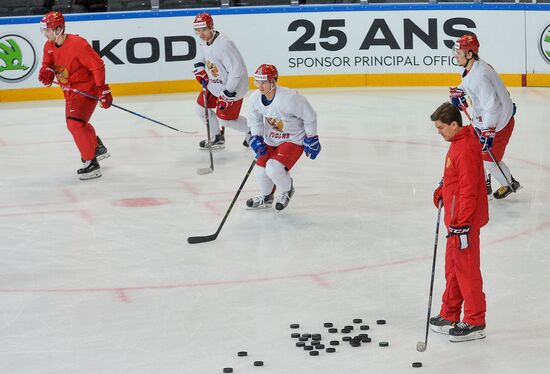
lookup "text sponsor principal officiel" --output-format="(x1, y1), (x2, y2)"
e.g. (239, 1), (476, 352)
(289, 55), (458, 68)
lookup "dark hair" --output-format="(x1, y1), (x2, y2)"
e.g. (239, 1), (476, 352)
(430, 102), (463, 126)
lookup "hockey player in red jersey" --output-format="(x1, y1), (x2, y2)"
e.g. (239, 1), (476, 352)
(192, 12), (250, 150)
(430, 102), (489, 343)
(38, 11), (112, 180)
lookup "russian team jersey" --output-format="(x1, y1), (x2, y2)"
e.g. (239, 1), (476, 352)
(248, 86), (318, 147)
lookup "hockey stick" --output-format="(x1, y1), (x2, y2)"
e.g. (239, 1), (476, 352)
(460, 105), (515, 193)
(188, 159), (256, 244)
(197, 81), (214, 175)
(50, 80), (197, 135)
(416, 200), (443, 353)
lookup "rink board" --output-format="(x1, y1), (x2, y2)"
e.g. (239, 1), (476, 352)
(1, 4), (549, 101)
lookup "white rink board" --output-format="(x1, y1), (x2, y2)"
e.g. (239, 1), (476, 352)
(1, 6), (549, 89)
(526, 12), (550, 74)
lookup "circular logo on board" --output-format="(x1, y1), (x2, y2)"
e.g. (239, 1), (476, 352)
(540, 24), (550, 65)
(0, 33), (38, 83)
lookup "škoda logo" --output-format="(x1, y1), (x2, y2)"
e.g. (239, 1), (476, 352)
(540, 24), (550, 65)
(0, 33), (37, 83)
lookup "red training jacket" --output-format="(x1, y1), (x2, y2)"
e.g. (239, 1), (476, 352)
(41, 34), (105, 98)
(442, 125), (489, 230)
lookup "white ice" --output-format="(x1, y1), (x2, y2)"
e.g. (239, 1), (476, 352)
(1, 87), (549, 374)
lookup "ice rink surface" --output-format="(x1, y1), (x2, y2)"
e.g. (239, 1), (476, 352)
(1, 87), (549, 373)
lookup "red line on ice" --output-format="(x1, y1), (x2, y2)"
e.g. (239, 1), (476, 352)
(115, 289), (130, 303)
(62, 188), (79, 203)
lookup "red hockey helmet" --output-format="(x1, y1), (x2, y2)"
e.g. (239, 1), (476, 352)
(254, 64), (278, 82)
(40, 11), (65, 30)
(454, 34), (480, 55)
(193, 13), (214, 29)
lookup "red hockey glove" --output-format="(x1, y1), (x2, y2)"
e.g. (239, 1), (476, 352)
(38, 66), (55, 87)
(97, 85), (112, 109)
(433, 178), (443, 208)
(193, 63), (209, 85)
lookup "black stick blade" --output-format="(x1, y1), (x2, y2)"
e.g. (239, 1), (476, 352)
(187, 234), (218, 244)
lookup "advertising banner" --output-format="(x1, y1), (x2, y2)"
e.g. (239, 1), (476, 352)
(0, 5), (548, 100)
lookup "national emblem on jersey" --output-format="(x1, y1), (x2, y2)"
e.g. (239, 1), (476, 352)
(54, 65), (69, 84)
(265, 117), (284, 131)
(446, 157), (452, 168)
(206, 60), (219, 77)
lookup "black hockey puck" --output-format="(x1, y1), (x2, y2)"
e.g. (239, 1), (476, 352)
(342, 336), (352, 342)
(291, 333), (300, 338)
(299, 336), (309, 342)
(353, 318), (362, 324)
(290, 324), (299, 329)
(309, 350), (319, 356)
(358, 333), (368, 338)
(350, 342), (361, 347)
(223, 368), (233, 373)
(328, 328), (338, 333)
(329, 340), (340, 346)
(326, 347), (336, 353)
(237, 351), (247, 357)
(296, 341), (305, 347)
(315, 344), (325, 349)
(253, 361), (264, 367)
(360, 325), (370, 330)
(344, 325), (354, 330)
(324, 322), (333, 328)
(376, 320), (386, 325)
(302, 333), (312, 338)
(341, 328), (351, 333)
(311, 340), (321, 345)
(412, 362), (423, 368)
(304, 345), (313, 351)
(312, 334), (322, 340)
(379, 341), (389, 347)
(362, 337), (371, 343)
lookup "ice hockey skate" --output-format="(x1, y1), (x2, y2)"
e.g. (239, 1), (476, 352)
(95, 136), (110, 161)
(275, 181), (295, 211)
(429, 315), (458, 335)
(493, 176), (521, 199)
(246, 193), (274, 209)
(449, 322), (486, 342)
(199, 133), (225, 150)
(77, 158), (101, 180)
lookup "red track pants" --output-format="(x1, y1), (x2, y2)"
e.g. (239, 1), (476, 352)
(65, 94), (98, 161)
(439, 228), (486, 326)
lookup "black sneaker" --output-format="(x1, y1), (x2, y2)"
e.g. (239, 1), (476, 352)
(77, 158), (101, 180)
(429, 315), (459, 335)
(275, 180), (295, 211)
(449, 322), (486, 342)
(493, 176), (521, 200)
(199, 133), (225, 150)
(96, 136), (110, 161)
(246, 193), (274, 209)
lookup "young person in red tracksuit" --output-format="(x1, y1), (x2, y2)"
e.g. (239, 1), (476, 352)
(38, 11), (112, 180)
(430, 102), (489, 343)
